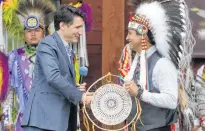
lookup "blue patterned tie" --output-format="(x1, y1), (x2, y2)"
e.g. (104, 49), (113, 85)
(65, 45), (73, 65)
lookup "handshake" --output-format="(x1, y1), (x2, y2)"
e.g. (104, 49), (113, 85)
(76, 83), (93, 106)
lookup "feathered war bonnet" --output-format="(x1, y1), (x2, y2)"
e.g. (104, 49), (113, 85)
(127, 0), (195, 109)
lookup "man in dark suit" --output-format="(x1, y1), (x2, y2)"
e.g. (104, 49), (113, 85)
(21, 5), (92, 131)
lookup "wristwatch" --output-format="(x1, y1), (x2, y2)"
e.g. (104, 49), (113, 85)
(136, 85), (143, 99)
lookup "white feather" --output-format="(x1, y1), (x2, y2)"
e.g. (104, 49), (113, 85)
(197, 29), (205, 40)
(124, 53), (139, 81)
(197, 9), (205, 18)
(181, 32), (186, 39)
(178, 52), (182, 58)
(136, 2), (170, 59)
(182, 25), (187, 30)
(179, 0), (185, 3)
(139, 50), (147, 90)
(181, 12), (186, 18)
(180, 8), (186, 14)
(177, 57), (180, 63)
(180, 3), (186, 9)
(81, 24), (89, 66)
(181, 19), (186, 24)
(179, 45), (183, 51)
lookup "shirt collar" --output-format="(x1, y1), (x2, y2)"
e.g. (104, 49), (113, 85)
(62, 38), (69, 47)
(146, 46), (156, 58)
(58, 35), (70, 48)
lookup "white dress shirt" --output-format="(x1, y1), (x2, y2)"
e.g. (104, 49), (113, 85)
(60, 37), (73, 64)
(141, 46), (178, 109)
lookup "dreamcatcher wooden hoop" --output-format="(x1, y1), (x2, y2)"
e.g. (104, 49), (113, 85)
(82, 73), (142, 131)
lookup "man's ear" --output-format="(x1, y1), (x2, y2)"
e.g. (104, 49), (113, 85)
(59, 22), (65, 31)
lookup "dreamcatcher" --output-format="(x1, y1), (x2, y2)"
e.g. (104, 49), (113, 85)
(82, 73), (142, 131)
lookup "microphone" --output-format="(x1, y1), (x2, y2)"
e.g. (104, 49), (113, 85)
(77, 66), (88, 129)
(78, 66), (88, 110)
(79, 66), (88, 84)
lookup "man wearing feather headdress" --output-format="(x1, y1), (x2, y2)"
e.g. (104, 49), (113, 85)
(119, 0), (197, 130)
(2, 0), (56, 131)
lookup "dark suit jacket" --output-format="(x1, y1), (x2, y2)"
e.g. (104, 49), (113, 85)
(21, 32), (82, 131)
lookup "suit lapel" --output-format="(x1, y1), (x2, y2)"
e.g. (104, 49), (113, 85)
(52, 32), (75, 77)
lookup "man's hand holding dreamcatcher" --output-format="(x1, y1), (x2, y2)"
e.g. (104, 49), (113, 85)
(125, 81), (139, 96)
(76, 82), (93, 106)
(125, 81), (144, 99)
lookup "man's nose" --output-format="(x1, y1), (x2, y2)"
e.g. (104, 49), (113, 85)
(31, 31), (36, 36)
(78, 29), (83, 35)
(126, 35), (129, 41)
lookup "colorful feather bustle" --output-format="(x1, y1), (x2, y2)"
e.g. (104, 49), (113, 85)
(3, 0), (23, 41)
(0, 51), (9, 102)
(0, 0), (4, 51)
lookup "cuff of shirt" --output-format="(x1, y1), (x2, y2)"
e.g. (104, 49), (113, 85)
(141, 90), (151, 102)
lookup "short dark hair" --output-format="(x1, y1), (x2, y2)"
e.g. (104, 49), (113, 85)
(147, 30), (156, 45)
(54, 5), (86, 31)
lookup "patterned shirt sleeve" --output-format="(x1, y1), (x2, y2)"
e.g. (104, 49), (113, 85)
(2, 87), (15, 126)
(2, 51), (18, 126)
